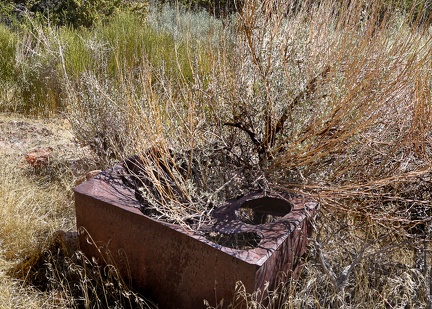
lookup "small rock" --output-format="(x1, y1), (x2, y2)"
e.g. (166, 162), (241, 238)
(74, 169), (102, 186)
(24, 147), (53, 168)
(54, 230), (79, 257)
(86, 169), (102, 180)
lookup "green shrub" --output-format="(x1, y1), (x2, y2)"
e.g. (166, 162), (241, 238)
(161, 0), (241, 17)
(1, 0), (124, 28)
(62, 9), (215, 85)
(37, 0), (122, 28)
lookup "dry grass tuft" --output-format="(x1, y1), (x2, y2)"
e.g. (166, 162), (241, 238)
(0, 157), (73, 260)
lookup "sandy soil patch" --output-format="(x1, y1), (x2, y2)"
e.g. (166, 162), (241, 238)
(0, 112), (93, 175)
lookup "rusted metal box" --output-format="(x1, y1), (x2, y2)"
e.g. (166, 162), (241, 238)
(74, 162), (318, 308)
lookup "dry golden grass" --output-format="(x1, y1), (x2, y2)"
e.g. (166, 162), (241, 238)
(0, 161), (71, 308)
(0, 160), (72, 256)
(0, 116), (80, 307)
(0, 117), (156, 308)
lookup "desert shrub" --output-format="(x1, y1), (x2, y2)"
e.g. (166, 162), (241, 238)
(64, 5), (223, 167)
(89, 0), (432, 306)
(210, 0), (432, 306)
(396, 0), (432, 24)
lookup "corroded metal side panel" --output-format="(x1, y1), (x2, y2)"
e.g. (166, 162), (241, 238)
(254, 216), (313, 291)
(75, 178), (257, 308)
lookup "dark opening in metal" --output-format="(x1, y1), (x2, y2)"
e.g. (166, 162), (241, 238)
(236, 197), (292, 225)
(205, 231), (261, 250)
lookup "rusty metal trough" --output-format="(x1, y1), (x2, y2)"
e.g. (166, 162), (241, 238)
(74, 161), (318, 308)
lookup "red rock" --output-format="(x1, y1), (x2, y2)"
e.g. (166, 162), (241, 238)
(24, 147), (53, 168)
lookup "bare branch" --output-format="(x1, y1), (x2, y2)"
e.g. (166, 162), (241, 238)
(275, 65), (332, 136)
(315, 238), (369, 292)
(224, 121), (262, 151)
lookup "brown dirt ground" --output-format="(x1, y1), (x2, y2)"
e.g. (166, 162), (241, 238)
(0, 112), (94, 177)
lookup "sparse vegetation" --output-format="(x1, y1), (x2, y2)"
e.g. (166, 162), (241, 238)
(0, 0), (432, 308)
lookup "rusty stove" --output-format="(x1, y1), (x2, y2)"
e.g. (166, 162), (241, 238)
(74, 156), (318, 308)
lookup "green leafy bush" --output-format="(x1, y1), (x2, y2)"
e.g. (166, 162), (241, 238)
(160, 0), (241, 17)
(1, 0), (124, 28)
(36, 0), (122, 28)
